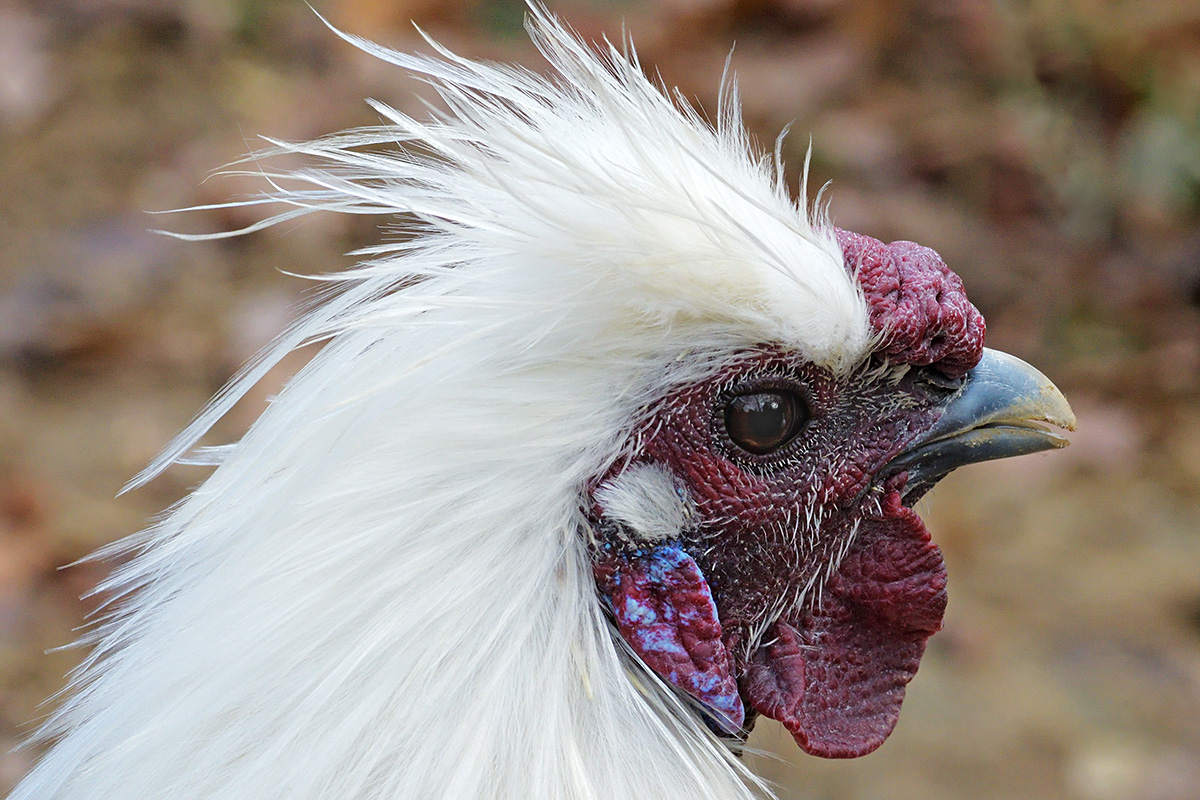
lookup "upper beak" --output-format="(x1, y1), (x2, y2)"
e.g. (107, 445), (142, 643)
(887, 348), (1076, 492)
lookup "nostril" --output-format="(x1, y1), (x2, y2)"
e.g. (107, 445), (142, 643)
(917, 366), (962, 393)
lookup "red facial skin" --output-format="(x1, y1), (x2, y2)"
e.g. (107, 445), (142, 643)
(590, 230), (986, 758)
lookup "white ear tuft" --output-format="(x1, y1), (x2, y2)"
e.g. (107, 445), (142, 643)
(595, 463), (694, 542)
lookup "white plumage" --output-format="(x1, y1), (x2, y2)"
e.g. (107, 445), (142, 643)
(11, 9), (876, 800)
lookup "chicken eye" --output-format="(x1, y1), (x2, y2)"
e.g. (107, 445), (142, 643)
(724, 390), (806, 455)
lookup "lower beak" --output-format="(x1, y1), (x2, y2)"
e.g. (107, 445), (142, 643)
(887, 348), (1076, 491)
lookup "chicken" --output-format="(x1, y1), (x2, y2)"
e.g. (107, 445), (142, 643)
(8, 7), (1074, 800)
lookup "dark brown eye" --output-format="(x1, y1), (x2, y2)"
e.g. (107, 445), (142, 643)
(725, 391), (806, 455)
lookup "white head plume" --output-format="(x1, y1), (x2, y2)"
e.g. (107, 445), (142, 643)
(11, 7), (871, 800)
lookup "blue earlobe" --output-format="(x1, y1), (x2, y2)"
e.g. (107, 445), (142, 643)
(594, 542), (744, 733)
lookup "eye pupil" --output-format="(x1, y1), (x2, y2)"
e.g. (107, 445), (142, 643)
(725, 391), (804, 455)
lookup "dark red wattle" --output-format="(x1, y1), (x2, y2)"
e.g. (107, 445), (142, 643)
(740, 490), (946, 757)
(836, 228), (985, 377)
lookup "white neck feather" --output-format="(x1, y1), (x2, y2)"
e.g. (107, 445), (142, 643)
(11, 7), (871, 797)
(12, 287), (763, 800)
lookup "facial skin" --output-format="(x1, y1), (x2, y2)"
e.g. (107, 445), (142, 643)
(592, 349), (961, 757)
(588, 229), (1072, 758)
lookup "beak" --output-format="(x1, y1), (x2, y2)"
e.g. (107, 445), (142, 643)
(888, 348), (1076, 493)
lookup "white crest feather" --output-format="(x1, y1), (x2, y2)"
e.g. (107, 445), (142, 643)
(11, 6), (870, 800)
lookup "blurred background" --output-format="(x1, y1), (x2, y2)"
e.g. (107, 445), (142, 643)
(0, 0), (1198, 797)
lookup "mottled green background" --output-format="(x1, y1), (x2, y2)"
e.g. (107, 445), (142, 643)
(1, 1), (1198, 798)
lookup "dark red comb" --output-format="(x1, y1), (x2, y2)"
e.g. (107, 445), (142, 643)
(835, 229), (985, 377)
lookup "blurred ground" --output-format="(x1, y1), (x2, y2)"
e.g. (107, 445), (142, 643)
(1, 0), (1198, 798)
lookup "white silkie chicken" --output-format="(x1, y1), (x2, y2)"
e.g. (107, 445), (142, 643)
(10, 7), (1074, 800)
